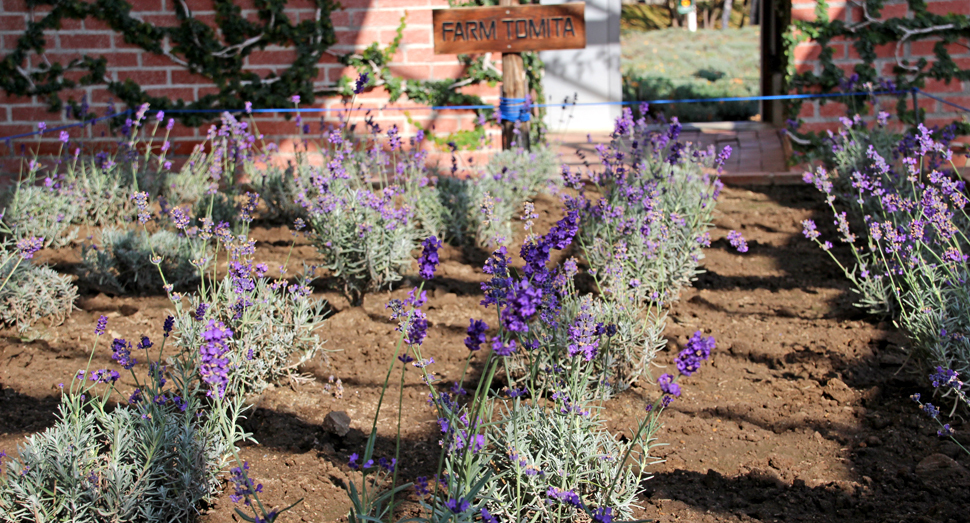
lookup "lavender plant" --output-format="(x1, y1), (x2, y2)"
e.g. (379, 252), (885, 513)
(1, 182), (81, 248)
(342, 203), (717, 523)
(173, 267), (330, 397)
(292, 130), (424, 305)
(570, 109), (729, 307)
(0, 249), (76, 334)
(803, 118), (970, 395)
(0, 316), (248, 522)
(1, 108), (185, 249)
(82, 228), (209, 293)
(438, 145), (559, 248)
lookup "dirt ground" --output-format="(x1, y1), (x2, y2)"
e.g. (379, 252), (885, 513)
(1, 184), (968, 523)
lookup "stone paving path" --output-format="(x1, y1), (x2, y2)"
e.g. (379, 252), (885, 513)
(550, 122), (802, 184)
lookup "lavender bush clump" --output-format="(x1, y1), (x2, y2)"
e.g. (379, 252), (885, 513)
(0, 247), (77, 333)
(82, 228), (209, 293)
(437, 145), (559, 248)
(0, 107), (192, 249)
(294, 129), (427, 305)
(572, 109), (727, 307)
(803, 115), (970, 395)
(173, 266), (330, 397)
(0, 184), (80, 248)
(343, 193), (715, 522)
(0, 318), (248, 523)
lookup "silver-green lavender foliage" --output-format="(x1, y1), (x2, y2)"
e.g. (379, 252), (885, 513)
(576, 115), (723, 306)
(293, 133), (431, 305)
(507, 289), (666, 394)
(1, 151), (146, 248)
(82, 228), (209, 293)
(175, 271), (330, 397)
(804, 118), (970, 394)
(0, 338), (246, 523)
(0, 255), (76, 333)
(483, 403), (657, 522)
(1, 184), (80, 248)
(438, 145), (559, 247)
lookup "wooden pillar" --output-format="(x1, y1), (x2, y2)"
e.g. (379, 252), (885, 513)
(500, 0), (530, 150)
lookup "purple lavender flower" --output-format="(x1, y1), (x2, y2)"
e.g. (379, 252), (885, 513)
(378, 456), (396, 472)
(658, 373), (681, 397)
(89, 369), (120, 384)
(921, 402), (940, 419)
(938, 424), (955, 437)
(170, 207), (190, 230)
(132, 192), (151, 224)
(675, 331), (714, 377)
(229, 462), (263, 505)
(354, 72), (370, 94)
(348, 453), (360, 470)
(590, 506), (614, 523)
(802, 220), (820, 241)
(568, 312), (600, 361)
(199, 320), (233, 398)
(95, 315), (108, 336)
(492, 338), (517, 357)
(16, 237), (43, 259)
(713, 145), (733, 173)
(464, 319), (488, 351)
(163, 316), (174, 337)
(501, 280), (543, 332)
(445, 497), (470, 514)
(37, 122), (46, 132)
(418, 235), (442, 280)
(111, 338), (136, 369)
(547, 487), (583, 507)
(480, 508), (498, 523)
(415, 476), (431, 496)
(194, 303), (209, 321)
(727, 230), (748, 253)
(291, 95), (301, 105)
(546, 210), (579, 249)
(407, 313), (429, 346)
(930, 367), (961, 389)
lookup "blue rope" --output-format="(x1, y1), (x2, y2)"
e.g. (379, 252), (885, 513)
(2, 110), (133, 143)
(498, 97), (531, 122)
(914, 88), (970, 113)
(0, 89), (920, 142)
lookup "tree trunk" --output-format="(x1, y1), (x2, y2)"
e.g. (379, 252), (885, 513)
(722, 0), (733, 29)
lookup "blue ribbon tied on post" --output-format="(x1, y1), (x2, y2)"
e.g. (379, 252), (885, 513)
(499, 97), (531, 122)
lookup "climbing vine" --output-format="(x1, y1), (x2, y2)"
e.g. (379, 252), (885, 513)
(1, 0), (340, 126)
(1, 0), (547, 143)
(786, 0), (970, 137)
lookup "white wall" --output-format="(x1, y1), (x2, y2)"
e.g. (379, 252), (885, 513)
(539, 0), (622, 133)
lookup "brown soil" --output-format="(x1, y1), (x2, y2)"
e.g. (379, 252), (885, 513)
(1, 185), (968, 523)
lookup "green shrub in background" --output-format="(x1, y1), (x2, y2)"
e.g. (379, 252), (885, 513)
(621, 26), (759, 122)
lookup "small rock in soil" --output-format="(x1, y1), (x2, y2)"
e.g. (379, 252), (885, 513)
(823, 377), (857, 405)
(322, 411), (351, 437)
(915, 453), (967, 480)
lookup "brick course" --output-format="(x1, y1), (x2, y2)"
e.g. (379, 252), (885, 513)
(0, 0), (500, 154)
(792, 0), (970, 132)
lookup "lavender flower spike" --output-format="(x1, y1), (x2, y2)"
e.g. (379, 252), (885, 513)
(418, 236), (442, 280)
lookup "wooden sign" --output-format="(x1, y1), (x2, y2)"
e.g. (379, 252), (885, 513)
(433, 3), (585, 55)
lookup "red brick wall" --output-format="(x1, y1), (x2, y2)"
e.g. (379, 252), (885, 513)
(790, 0), (970, 133)
(0, 0), (500, 158)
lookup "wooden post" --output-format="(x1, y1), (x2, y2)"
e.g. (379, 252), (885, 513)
(500, 0), (530, 150)
(431, 2), (585, 150)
